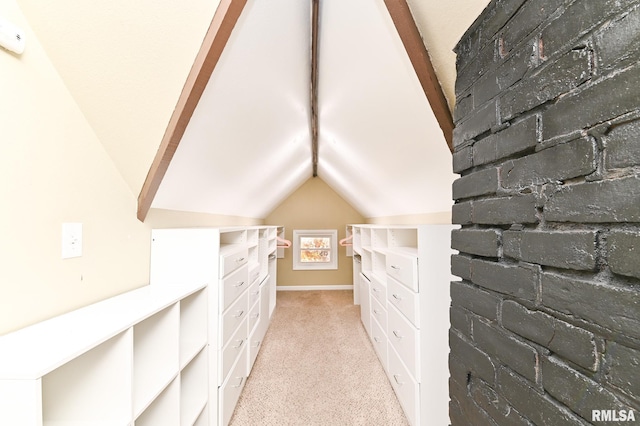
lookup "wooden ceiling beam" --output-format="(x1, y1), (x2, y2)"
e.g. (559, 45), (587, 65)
(383, 0), (454, 152)
(311, 0), (320, 177)
(137, 0), (248, 221)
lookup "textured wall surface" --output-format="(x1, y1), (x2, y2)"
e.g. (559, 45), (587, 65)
(450, 0), (640, 424)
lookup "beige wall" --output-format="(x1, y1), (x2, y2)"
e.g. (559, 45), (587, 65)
(0, 3), (258, 336)
(366, 211), (452, 225)
(146, 209), (263, 229)
(265, 178), (364, 287)
(16, 0), (219, 196)
(0, 2), (153, 335)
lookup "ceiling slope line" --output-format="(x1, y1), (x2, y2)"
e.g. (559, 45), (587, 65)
(383, 0), (455, 152)
(311, 0), (320, 177)
(136, 0), (248, 222)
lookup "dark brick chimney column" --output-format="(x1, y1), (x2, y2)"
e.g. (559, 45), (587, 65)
(450, 0), (640, 424)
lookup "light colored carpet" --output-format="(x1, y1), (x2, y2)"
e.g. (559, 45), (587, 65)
(229, 290), (409, 426)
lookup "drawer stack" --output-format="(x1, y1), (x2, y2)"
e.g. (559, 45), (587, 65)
(386, 250), (421, 425)
(369, 274), (388, 369)
(351, 224), (454, 426)
(149, 226), (279, 426)
(217, 244), (250, 426)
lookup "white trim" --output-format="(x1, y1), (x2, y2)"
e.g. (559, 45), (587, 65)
(277, 285), (354, 291)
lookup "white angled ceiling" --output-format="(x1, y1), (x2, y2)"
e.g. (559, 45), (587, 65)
(19, 0), (490, 219)
(317, 0), (455, 218)
(153, 0), (457, 218)
(152, 0), (313, 218)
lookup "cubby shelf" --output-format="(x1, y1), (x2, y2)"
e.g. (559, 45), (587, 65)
(150, 226), (278, 426)
(0, 282), (206, 426)
(351, 224), (455, 426)
(0, 226), (279, 426)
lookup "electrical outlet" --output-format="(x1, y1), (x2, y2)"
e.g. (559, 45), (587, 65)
(62, 223), (82, 259)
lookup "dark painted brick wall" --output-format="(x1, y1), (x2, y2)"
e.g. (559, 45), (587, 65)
(450, 0), (640, 424)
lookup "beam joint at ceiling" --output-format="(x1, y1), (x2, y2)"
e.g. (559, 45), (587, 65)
(384, 0), (455, 152)
(311, 0), (319, 177)
(136, 0), (248, 222)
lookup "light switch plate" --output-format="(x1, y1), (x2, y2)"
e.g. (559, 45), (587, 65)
(62, 223), (82, 259)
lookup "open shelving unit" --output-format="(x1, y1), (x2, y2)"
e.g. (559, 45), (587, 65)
(350, 224), (456, 426)
(0, 282), (207, 426)
(150, 225), (279, 426)
(0, 226), (279, 426)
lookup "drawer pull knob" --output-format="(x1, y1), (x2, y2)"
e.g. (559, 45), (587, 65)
(235, 281), (246, 287)
(234, 310), (244, 318)
(373, 309), (379, 315)
(236, 257), (246, 263)
(372, 287), (379, 292)
(253, 340), (261, 348)
(231, 376), (245, 388)
(391, 265), (401, 270)
(392, 294), (402, 301)
(373, 336), (381, 343)
(393, 374), (404, 386)
(233, 339), (244, 349)
(252, 313), (260, 319)
(393, 330), (403, 339)
(252, 290), (260, 296)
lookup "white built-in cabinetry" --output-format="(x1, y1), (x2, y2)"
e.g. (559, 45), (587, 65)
(0, 282), (208, 425)
(0, 225), (278, 426)
(351, 224), (454, 426)
(150, 226), (278, 426)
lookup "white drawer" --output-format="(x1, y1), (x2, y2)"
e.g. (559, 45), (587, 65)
(387, 276), (420, 328)
(388, 344), (419, 426)
(219, 346), (248, 426)
(247, 323), (263, 373)
(370, 295), (387, 332)
(248, 280), (261, 308)
(220, 264), (249, 312)
(386, 251), (418, 292)
(247, 297), (260, 336)
(359, 274), (371, 335)
(387, 303), (420, 381)
(219, 316), (248, 386)
(370, 316), (388, 374)
(248, 262), (261, 285)
(221, 289), (249, 348)
(220, 246), (248, 278)
(370, 274), (387, 306)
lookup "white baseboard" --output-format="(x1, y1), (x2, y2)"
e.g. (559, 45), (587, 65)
(277, 285), (354, 291)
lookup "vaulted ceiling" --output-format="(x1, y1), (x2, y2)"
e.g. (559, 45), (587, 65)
(17, 0), (490, 220)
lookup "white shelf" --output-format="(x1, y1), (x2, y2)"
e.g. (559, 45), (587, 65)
(0, 281), (206, 426)
(0, 283), (204, 380)
(193, 404), (209, 426)
(276, 227), (286, 259)
(372, 228), (389, 249)
(150, 226), (279, 426)
(220, 229), (247, 245)
(351, 224), (455, 426)
(180, 289), (208, 369)
(388, 227), (419, 248)
(372, 250), (387, 277)
(42, 330), (132, 426)
(181, 346), (209, 426)
(352, 226), (362, 254)
(247, 228), (259, 246)
(133, 304), (180, 417)
(134, 376), (180, 426)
